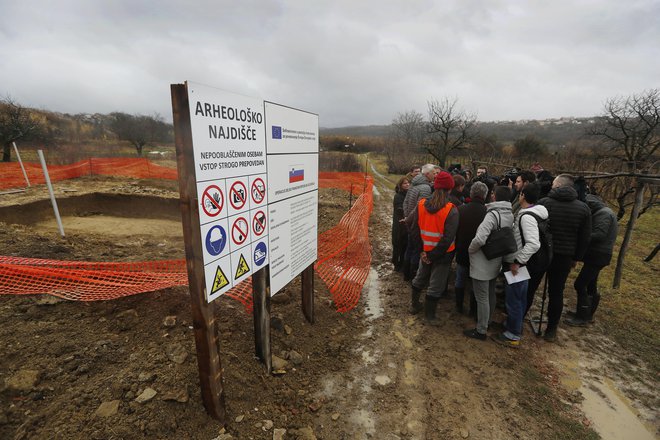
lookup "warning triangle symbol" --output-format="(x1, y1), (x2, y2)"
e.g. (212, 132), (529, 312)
(234, 254), (250, 280)
(211, 266), (229, 294)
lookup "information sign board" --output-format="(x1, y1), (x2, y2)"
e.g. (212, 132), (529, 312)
(187, 82), (269, 301)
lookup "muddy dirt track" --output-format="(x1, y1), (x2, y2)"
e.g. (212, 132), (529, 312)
(0, 174), (657, 440)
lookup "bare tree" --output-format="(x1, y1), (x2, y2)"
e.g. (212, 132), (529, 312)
(110, 112), (172, 156)
(0, 97), (45, 162)
(590, 88), (660, 163)
(425, 97), (477, 168)
(390, 110), (425, 149)
(590, 89), (660, 288)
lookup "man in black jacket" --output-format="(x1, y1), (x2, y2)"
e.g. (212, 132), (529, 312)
(453, 181), (488, 314)
(565, 194), (618, 326)
(539, 174), (591, 342)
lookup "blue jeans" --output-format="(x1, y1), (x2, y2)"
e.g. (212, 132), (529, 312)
(455, 264), (469, 289)
(504, 279), (529, 340)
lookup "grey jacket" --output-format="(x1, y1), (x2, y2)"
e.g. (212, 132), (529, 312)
(468, 201), (514, 280)
(403, 174), (433, 217)
(584, 195), (618, 265)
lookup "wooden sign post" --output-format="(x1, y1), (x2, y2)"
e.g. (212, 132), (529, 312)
(171, 84), (226, 422)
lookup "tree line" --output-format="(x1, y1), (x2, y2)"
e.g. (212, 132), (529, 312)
(0, 96), (173, 162)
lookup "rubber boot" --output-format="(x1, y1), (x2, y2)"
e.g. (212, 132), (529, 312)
(424, 295), (441, 326)
(455, 287), (465, 314)
(409, 286), (423, 315)
(565, 296), (592, 327)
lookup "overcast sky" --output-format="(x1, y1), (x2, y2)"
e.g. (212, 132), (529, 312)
(1, 0), (658, 127)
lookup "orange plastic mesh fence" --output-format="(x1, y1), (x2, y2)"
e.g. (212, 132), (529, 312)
(0, 161), (373, 313)
(0, 158), (178, 190)
(315, 173), (373, 312)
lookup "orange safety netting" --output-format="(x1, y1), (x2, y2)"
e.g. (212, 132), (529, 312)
(0, 160), (373, 313)
(0, 157), (177, 190)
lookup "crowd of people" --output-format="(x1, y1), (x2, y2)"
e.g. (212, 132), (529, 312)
(391, 162), (618, 347)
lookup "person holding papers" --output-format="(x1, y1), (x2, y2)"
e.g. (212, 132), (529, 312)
(495, 183), (548, 348)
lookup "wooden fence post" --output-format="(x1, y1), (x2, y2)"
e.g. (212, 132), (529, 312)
(253, 266), (272, 371)
(301, 264), (315, 323)
(171, 83), (226, 422)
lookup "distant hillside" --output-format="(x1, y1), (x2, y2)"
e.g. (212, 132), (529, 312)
(321, 117), (599, 147)
(320, 125), (391, 137)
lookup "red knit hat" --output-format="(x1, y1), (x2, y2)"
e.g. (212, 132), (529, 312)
(434, 171), (455, 190)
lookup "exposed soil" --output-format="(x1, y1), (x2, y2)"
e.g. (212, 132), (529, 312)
(0, 174), (657, 440)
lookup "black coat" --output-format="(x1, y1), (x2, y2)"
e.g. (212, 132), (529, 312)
(392, 190), (407, 244)
(539, 186), (592, 260)
(455, 197), (487, 267)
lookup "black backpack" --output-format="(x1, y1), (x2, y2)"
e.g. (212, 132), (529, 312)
(519, 211), (553, 271)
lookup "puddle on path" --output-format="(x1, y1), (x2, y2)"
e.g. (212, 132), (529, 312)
(557, 355), (656, 440)
(580, 378), (656, 440)
(363, 267), (383, 321)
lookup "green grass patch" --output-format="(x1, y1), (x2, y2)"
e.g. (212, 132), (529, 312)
(597, 209), (660, 378)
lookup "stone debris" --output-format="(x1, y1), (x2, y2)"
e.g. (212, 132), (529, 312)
(135, 387), (157, 403)
(161, 387), (189, 403)
(6, 370), (40, 392)
(162, 316), (177, 328)
(166, 343), (188, 364)
(271, 355), (289, 370)
(94, 400), (120, 417)
(273, 428), (286, 440)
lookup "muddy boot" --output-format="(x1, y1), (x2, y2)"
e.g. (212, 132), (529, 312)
(565, 307), (591, 327)
(455, 287), (465, 314)
(424, 295), (441, 326)
(543, 327), (557, 342)
(565, 297), (592, 327)
(409, 286), (423, 315)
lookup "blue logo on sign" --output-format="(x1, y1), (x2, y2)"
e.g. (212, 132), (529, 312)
(272, 125), (282, 139)
(205, 225), (226, 257)
(254, 242), (267, 266)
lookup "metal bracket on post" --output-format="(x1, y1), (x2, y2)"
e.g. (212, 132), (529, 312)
(301, 264), (315, 324)
(253, 266), (272, 372)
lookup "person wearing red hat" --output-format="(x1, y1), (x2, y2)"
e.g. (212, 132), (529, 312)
(405, 171), (459, 325)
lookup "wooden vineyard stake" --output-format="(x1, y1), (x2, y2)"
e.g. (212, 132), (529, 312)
(171, 83), (226, 422)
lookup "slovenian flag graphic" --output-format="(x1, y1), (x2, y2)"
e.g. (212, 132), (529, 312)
(289, 167), (304, 183)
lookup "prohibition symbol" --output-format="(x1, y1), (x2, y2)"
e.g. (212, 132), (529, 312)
(235, 254), (250, 279)
(201, 184), (223, 217)
(229, 181), (247, 210)
(211, 266), (229, 294)
(251, 178), (266, 204)
(252, 210), (266, 236)
(231, 216), (249, 245)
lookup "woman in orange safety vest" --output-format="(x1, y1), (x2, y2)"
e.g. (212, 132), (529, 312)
(406, 171), (459, 325)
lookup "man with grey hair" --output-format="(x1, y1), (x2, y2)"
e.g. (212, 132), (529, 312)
(538, 174), (591, 342)
(453, 181), (489, 314)
(401, 163), (438, 282)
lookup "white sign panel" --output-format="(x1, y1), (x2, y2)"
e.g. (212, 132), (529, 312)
(189, 82), (267, 181)
(265, 102), (319, 295)
(187, 81), (269, 301)
(268, 191), (319, 294)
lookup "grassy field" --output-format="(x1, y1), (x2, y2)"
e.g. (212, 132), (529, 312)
(597, 209), (659, 378)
